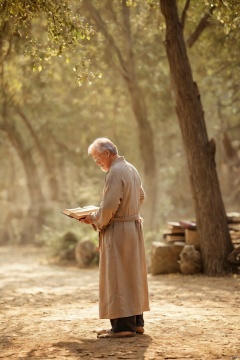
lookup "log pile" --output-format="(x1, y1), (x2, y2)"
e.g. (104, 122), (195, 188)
(227, 212), (240, 249)
(151, 212), (240, 275)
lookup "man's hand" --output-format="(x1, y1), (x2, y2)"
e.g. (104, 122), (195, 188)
(80, 214), (94, 224)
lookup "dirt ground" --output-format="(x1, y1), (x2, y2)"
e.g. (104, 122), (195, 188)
(0, 246), (239, 360)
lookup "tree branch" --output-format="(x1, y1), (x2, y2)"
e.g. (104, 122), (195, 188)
(0, 21), (15, 66)
(181, 0), (191, 28)
(82, 0), (128, 78)
(121, 0), (134, 72)
(186, 6), (216, 48)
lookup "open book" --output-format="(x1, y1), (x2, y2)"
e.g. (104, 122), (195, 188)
(62, 205), (99, 220)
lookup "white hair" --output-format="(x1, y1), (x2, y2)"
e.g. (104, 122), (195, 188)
(88, 138), (118, 155)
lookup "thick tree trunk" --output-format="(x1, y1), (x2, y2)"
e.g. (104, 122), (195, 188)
(160, 0), (234, 275)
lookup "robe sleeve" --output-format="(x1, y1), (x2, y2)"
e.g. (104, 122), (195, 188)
(140, 185), (145, 205)
(92, 169), (123, 229)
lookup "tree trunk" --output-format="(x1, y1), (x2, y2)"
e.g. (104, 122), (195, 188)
(15, 106), (59, 201)
(120, 1), (157, 228)
(2, 117), (45, 244)
(125, 74), (157, 229)
(160, 0), (234, 275)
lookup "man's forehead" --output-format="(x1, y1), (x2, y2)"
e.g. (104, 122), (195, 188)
(92, 148), (101, 157)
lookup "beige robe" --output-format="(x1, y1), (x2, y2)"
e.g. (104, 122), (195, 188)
(92, 156), (150, 319)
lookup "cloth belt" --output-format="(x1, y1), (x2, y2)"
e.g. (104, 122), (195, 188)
(98, 214), (142, 251)
(111, 214), (142, 223)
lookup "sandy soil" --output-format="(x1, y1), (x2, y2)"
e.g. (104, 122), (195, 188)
(0, 246), (239, 360)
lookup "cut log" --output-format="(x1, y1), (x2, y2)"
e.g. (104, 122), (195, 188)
(151, 241), (185, 275)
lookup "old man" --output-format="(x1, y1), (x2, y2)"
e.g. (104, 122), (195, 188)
(81, 137), (150, 338)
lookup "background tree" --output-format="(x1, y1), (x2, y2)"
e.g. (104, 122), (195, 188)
(0, 0), (99, 242)
(80, 0), (160, 228)
(159, 0), (235, 275)
(185, 0), (240, 209)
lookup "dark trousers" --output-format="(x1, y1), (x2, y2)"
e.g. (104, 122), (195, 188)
(110, 314), (144, 333)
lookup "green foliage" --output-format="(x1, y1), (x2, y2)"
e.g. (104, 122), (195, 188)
(186, 0), (240, 134)
(0, 0), (96, 83)
(51, 231), (79, 260)
(35, 224), (98, 261)
(203, 0), (240, 34)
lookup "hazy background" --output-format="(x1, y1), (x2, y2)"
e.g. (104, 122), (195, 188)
(0, 0), (239, 252)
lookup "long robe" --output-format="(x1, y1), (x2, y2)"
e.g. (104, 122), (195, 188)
(92, 156), (150, 319)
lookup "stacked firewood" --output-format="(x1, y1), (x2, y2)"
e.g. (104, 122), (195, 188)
(151, 212), (240, 275)
(227, 212), (240, 248)
(162, 212), (240, 249)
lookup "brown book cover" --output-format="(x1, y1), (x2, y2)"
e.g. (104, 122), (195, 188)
(165, 234), (185, 242)
(163, 228), (185, 235)
(179, 220), (196, 230)
(166, 221), (182, 230)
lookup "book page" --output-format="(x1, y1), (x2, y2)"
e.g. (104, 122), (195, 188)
(62, 205), (99, 220)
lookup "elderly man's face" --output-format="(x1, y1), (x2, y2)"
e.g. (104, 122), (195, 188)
(92, 148), (111, 172)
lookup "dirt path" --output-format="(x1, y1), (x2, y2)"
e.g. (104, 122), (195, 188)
(0, 246), (239, 360)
